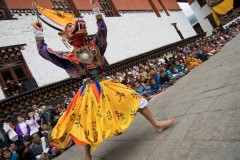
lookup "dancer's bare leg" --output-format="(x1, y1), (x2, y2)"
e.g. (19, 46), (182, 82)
(85, 144), (91, 160)
(139, 106), (174, 132)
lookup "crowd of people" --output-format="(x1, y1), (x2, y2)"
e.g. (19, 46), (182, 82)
(0, 19), (239, 160)
(0, 91), (76, 160)
(111, 20), (240, 100)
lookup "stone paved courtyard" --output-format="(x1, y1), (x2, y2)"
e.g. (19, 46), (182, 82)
(54, 34), (240, 160)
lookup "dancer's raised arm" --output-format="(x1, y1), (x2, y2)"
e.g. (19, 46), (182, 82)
(91, 0), (108, 55)
(32, 22), (71, 69)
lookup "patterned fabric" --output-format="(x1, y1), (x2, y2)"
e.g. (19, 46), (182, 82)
(34, 2), (75, 27)
(208, 0), (234, 25)
(51, 80), (141, 150)
(186, 57), (202, 68)
(207, 0), (224, 7)
(36, 17), (107, 80)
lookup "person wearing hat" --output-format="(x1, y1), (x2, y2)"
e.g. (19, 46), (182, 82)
(31, 0), (174, 159)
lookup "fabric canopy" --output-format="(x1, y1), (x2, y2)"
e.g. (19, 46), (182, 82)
(34, 2), (75, 27)
(207, 0), (234, 26)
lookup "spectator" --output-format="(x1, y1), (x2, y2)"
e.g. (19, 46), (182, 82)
(149, 68), (156, 80)
(16, 143), (36, 160)
(0, 124), (10, 149)
(150, 78), (162, 94)
(2, 148), (19, 160)
(39, 106), (50, 127)
(15, 116), (30, 140)
(10, 142), (18, 153)
(29, 133), (51, 160)
(22, 135), (32, 148)
(186, 52), (202, 68)
(134, 81), (150, 98)
(174, 60), (185, 76)
(140, 76), (152, 95)
(41, 123), (51, 140)
(63, 95), (70, 105)
(160, 71), (173, 86)
(4, 80), (20, 96)
(139, 68), (149, 81)
(197, 48), (207, 62)
(26, 112), (40, 136)
(46, 105), (56, 120)
(32, 105), (39, 114)
(71, 90), (76, 98)
(166, 63), (180, 79)
(175, 52), (185, 62)
(115, 72), (124, 83)
(59, 107), (66, 116)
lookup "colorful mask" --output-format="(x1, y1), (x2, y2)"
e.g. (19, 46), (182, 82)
(58, 19), (88, 43)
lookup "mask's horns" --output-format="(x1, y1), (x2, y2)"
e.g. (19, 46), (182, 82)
(32, 3), (62, 32)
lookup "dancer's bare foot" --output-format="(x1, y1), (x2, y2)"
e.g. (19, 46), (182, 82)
(85, 156), (92, 160)
(85, 144), (91, 160)
(155, 117), (174, 133)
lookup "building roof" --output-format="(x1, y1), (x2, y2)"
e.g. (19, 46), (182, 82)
(5, 0), (180, 10)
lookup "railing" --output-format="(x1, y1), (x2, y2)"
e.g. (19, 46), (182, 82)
(106, 32), (206, 75)
(0, 32), (206, 124)
(0, 78), (82, 124)
(220, 7), (240, 25)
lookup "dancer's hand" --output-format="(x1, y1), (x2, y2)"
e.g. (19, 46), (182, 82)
(90, 0), (96, 8)
(31, 21), (43, 32)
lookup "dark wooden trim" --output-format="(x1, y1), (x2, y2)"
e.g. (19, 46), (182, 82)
(67, 0), (81, 17)
(0, 44), (26, 50)
(106, 32), (206, 75)
(148, 0), (161, 17)
(108, 0), (120, 16)
(157, 0), (170, 16)
(1, 0), (12, 18)
(0, 18), (17, 20)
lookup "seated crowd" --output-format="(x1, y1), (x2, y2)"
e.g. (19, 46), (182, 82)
(112, 20), (240, 100)
(0, 19), (239, 160)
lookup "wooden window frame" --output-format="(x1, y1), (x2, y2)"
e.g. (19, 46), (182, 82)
(0, 45), (35, 98)
(0, 64), (31, 97)
(206, 14), (218, 29)
(51, 0), (71, 11)
(197, 0), (207, 8)
(0, 0), (13, 19)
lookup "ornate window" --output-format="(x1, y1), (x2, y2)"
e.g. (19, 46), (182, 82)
(63, 1), (69, 8)
(0, 45), (38, 98)
(197, 0), (207, 7)
(0, 0), (12, 19)
(51, 0), (80, 17)
(0, 10), (5, 18)
(52, 0), (70, 10)
(58, 1), (64, 8)
(53, 1), (59, 8)
(98, 0), (120, 17)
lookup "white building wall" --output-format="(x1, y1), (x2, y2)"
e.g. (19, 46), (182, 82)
(190, 1), (213, 36)
(0, 11), (196, 100)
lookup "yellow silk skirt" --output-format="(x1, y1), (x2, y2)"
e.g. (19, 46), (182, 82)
(51, 80), (141, 150)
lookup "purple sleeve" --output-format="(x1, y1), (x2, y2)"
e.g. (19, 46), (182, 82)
(25, 121), (31, 135)
(94, 18), (107, 56)
(27, 126), (31, 135)
(36, 39), (72, 69)
(15, 124), (23, 139)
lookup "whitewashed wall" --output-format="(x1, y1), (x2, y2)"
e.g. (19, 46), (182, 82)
(190, 1), (213, 36)
(0, 10), (196, 99)
(82, 11), (196, 63)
